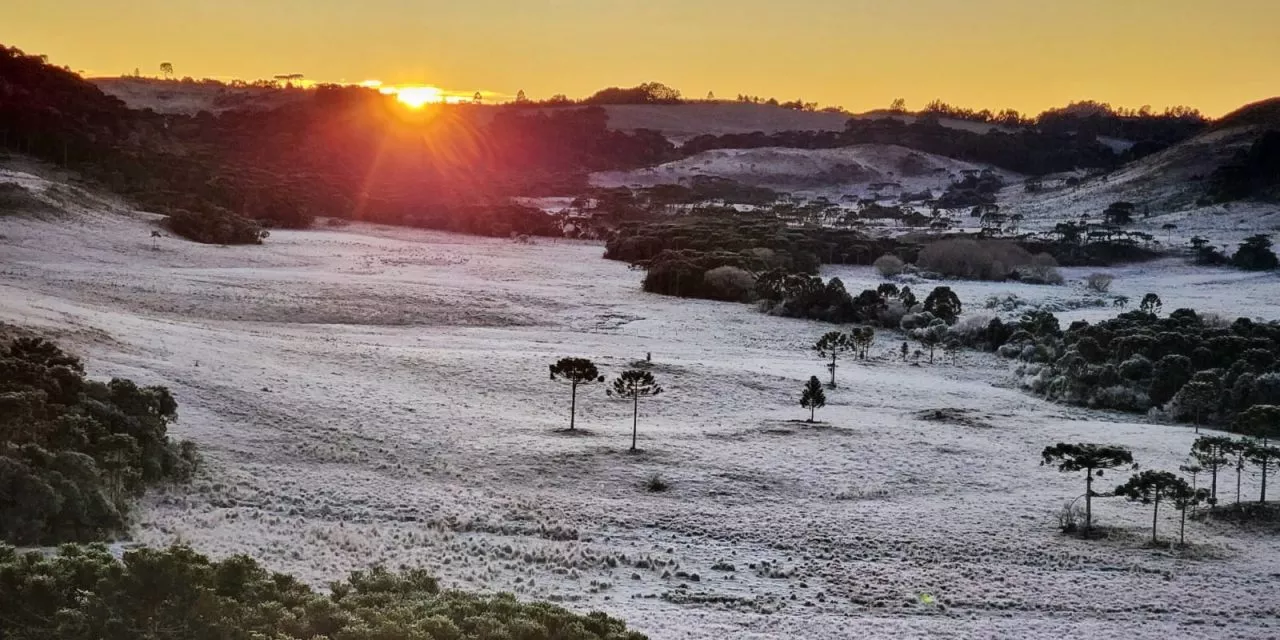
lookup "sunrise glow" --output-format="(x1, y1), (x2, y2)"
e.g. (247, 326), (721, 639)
(382, 85), (444, 109)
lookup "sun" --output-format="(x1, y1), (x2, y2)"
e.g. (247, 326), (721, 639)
(391, 86), (443, 109)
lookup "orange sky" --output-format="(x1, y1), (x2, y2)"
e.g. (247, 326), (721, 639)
(7, 0), (1278, 117)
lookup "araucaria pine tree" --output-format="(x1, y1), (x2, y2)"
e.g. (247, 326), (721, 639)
(607, 369), (663, 451)
(1232, 404), (1280, 502)
(1041, 443), (1135, 534)
(800, 376), (826, 423)
(1114, 470), (1200, 545)
(814, 331), (854, 388)
(1191, 435), (1238, 505)
(549, 357), (604, 431)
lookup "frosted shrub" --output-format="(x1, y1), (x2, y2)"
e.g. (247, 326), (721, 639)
(877, 299), (909, 328)
(1085, 272), (1115, 293)
(703, 266), (756, 302)
(997, 343), (1024, 359)
(949, 314), (996, 342)
(873, 254), (906, 277)
(1020, 253), (1064, 285)
(916, 238), (1034, 281)
(1091, 384), (1150, 412)
(1118, 355), (1153, 380)
(900, 311), (937, 332)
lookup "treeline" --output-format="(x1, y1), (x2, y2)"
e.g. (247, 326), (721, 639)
(0, 544), (645, 640)
(1000, 304), (1280, 423)
(0, 335), (196, 545)
(0, 46), (676, 244)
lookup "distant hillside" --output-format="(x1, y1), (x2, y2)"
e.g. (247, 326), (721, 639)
(593, 144), (1013, 195)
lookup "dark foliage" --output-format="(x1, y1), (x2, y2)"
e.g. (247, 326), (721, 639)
(1207, 130), (1280, 202)
(1231, 234), (1279, 271)
(0, 336), (196, 545)
(0, 544), (645, 640)
(0, 45), (674, 243)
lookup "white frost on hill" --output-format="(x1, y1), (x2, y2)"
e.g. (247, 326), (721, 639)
(1001, 125), (1280, 248)
(4, 184), (1280, 638)
(593, 144), (1017, 199)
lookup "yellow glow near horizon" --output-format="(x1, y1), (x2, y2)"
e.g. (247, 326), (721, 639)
(382, 85), (444, 109)
(6, 1), (1280, 118)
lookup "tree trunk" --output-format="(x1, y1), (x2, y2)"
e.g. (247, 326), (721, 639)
(829, 354), (837, 388)
(1084, 470), (1093, 533)
(631, 393), (639, 451)
(569, 382), (577, 431)
(1151, 495), (1160, 544)
(809, 405), (815, 423)
(1262, 460), (1269, 504)
(1210, 464), (1218, 505)
(1179, 507), (1186, 546)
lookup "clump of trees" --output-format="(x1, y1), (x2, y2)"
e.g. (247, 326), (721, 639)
(1, 336), (196, 545)
(1004, 305), (1280, 423)
(0, 544), (646, 640)
(549, 358), (665, 449)
(915, 238), (1062, 284)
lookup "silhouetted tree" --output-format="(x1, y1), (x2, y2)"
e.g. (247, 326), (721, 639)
(549, 357), (604, 431)
(1139, 293), (1162, 314)
(814, 331), (853, 388)
(1232, 234), (1279, 271)
(514, 89), (529, 104)
(1103, 201), (1135, 226)
(1115, 470), (1196, 544)
(607, 370), (662, 451)
(1042, 443), (1136, 533)
(159, 62), (173, 79)
(1191, 435), (1237, 504)
(923, 286), (962, 324)
(800, 376), (826, 423)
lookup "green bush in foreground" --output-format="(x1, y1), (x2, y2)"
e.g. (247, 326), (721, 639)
(0, 544), (647, 640)
(0, 336), (196, 545)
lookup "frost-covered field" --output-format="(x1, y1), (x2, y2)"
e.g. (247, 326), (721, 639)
(3, 210), (1280, 639)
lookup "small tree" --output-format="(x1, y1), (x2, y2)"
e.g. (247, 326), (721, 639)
(800, 376), (826, 423)
(1176, 379), (1219, 431)
(1114, 470), (1196, 544)
(1231, 234), (1278, 271)
(1042, 443), (1136, 533)
(1244, 442), (1280, 503)
(549, 357), (604, 431)
(1139, 293), (1162, 314)
(607, 370), (662, 451)
(814, 331), (853, 388)
(1172, 483), (1211, 545)
(923, 286), (962, 324)
(160, 61), (174, 79)
(914, 321), (948, 364)
(1191, 435), (1237, 505)
(515, 89), (529, 104)
(850, 326), (875, 359)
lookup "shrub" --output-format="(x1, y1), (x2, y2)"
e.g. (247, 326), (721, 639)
(1020, 253), (1064, 285)
(0, 544), (647, 640)
(1085, 273), (1115, 293)
(915, 238), (1034, 281)
(645, 473), (670, 493)
(166, 208), (267, 245)
(703, 266), (756, 302)
(873, 254), (905, 277)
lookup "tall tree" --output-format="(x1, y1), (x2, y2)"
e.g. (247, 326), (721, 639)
(607, 370), (662, 451)
(814, 331), (853, 388)
(800, 376), (826, 423)
(1172, 483), (1211, 545)
(923, 286), (962, 324)
(159, 61), (173, 79)
(1191, 435), (1237, 504)
(850, 327), (875, 360)
(1114, 470), (1197, 544)
(1234, 404), (1280, 501)
(549, 357), (604, 431)
(1041, 443), (1136, 534)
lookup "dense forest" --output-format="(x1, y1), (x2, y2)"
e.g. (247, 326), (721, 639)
(0, 334), (196, 545)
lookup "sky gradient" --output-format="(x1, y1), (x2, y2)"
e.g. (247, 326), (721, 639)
(8, 0), (1278, 117)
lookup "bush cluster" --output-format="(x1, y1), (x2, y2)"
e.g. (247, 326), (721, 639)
(916, 238), (1062, 283)
(165, 207), (267, 245)
(0, 336), (196, 545)
(1000, 307), (1280, 421)
(0, 544), (646, 640)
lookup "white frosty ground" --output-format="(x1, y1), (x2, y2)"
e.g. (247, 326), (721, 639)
(3, 207), (1280, 639)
